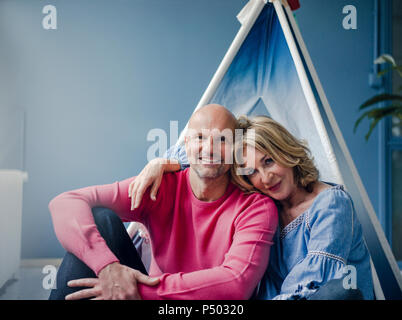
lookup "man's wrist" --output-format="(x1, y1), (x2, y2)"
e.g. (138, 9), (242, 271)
(98, 261), (120, 278)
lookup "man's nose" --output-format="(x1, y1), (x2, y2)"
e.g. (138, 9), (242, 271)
(202, 136), (215, 154)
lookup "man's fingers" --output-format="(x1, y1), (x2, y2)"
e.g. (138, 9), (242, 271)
(67, 278), (98, 288)
(65, 288), (100, 300)
(134, 271), (160, 286)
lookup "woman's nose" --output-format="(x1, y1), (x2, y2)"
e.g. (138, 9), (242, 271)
(261, 170), (273, 185)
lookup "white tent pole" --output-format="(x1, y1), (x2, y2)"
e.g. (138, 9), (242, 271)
(177, 0), (267, 145)
(271, 0), (344, 186)
(129, 0), (266, 240)
(281, 0), (402, 294)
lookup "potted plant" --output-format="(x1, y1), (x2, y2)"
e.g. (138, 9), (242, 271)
(354, 54), (402, 140)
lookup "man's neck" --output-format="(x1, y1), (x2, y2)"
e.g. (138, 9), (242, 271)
(188, 169), (230, 202)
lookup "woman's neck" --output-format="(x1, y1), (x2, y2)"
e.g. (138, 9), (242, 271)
(279, 181), (330, 228)
(279, 184), (315, 227)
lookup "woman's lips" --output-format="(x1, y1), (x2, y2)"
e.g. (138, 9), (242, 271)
(268, 181), (281, 192)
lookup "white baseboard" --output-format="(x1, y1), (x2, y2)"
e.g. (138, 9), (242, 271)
(20, 258), (62, 268)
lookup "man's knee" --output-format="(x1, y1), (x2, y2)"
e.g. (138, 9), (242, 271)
(92, 207), (123, 228)
(91, 207), (126, 242)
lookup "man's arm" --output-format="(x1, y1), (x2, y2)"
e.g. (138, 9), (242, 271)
(48, 177), (156, 276)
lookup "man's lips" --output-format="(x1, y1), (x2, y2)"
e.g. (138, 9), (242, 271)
(268, 181), (281, 192)
(198, 157), (222, 164)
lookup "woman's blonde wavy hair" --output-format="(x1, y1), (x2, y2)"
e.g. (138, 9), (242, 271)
(231, 115), (319, 194)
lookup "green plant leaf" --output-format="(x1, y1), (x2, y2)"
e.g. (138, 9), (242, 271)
(359, 94), (402, 110)
(354, 105), (402, 135)
(379, 65), (402, 78)
(396, 66), (402, 78)
(374, 54), (397, 67)
(365, 117), (381, 141)
(354, 110), (371, 132)
(377, 68), (391, 77)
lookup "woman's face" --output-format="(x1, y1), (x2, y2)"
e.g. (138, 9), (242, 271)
(242, 146), (296, 201)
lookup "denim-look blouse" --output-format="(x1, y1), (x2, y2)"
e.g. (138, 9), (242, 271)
(255, 184), (374, 300)
(163, 144), (374, 300)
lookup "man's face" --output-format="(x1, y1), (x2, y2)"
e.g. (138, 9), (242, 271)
(185, 113), (234, 180)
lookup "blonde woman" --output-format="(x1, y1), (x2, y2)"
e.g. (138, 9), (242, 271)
(129, 115), (374, 300)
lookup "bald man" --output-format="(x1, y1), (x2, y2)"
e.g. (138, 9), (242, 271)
(49, 104), (278, 300)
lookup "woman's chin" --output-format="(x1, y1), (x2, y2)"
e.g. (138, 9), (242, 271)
(258, 189), (284, 201)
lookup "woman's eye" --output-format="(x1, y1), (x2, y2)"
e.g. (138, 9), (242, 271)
(264, 158), (274, 165)
(246, 168), (256, 176)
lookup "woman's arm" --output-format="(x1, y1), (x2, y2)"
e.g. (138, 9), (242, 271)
(272, 188), (356, 300)
(129, 143), (188, 209)
(128, 158), (181, 210)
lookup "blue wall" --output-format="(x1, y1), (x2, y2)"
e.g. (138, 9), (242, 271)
(296, 0), (381, 216)
(0, 0), (383, 258)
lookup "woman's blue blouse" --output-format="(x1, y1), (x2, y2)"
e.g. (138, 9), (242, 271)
(255, 184), (374, 300)
(164, 144), (374, 300)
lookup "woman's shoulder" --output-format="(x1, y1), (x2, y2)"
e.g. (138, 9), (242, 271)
(312, 181), (352, 207)
(306, 182), (354, 228)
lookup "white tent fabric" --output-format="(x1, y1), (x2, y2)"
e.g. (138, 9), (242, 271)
(173, 0), (402, 299)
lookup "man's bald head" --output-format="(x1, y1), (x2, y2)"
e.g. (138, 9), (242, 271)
(188, 104), (237, 132)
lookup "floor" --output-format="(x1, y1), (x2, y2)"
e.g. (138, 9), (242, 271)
(0, 260), (61, 300)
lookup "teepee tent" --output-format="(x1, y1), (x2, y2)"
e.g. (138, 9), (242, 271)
(173, 0), (402, 299)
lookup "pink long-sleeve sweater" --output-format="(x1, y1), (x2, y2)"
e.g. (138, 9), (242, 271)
(49, 168), (278, 300)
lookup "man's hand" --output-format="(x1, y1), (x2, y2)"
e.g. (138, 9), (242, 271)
(65, 262), (159, 300)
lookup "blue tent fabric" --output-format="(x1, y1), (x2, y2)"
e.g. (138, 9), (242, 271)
(209, 4), (339, 188)
(203, 3), (402, 299)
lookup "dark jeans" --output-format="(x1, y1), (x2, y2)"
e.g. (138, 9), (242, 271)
(49, 207), (147, 300)
(49, 208), (364, 300)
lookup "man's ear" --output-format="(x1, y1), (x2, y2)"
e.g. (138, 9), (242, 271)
(184, 136), (190, 154)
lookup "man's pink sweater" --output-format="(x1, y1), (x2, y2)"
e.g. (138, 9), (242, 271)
(49, 169), (278, 299)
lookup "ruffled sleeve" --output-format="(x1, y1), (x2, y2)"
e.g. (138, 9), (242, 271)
(273, 253), (346, 300)
(273, 187), (355, 300)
